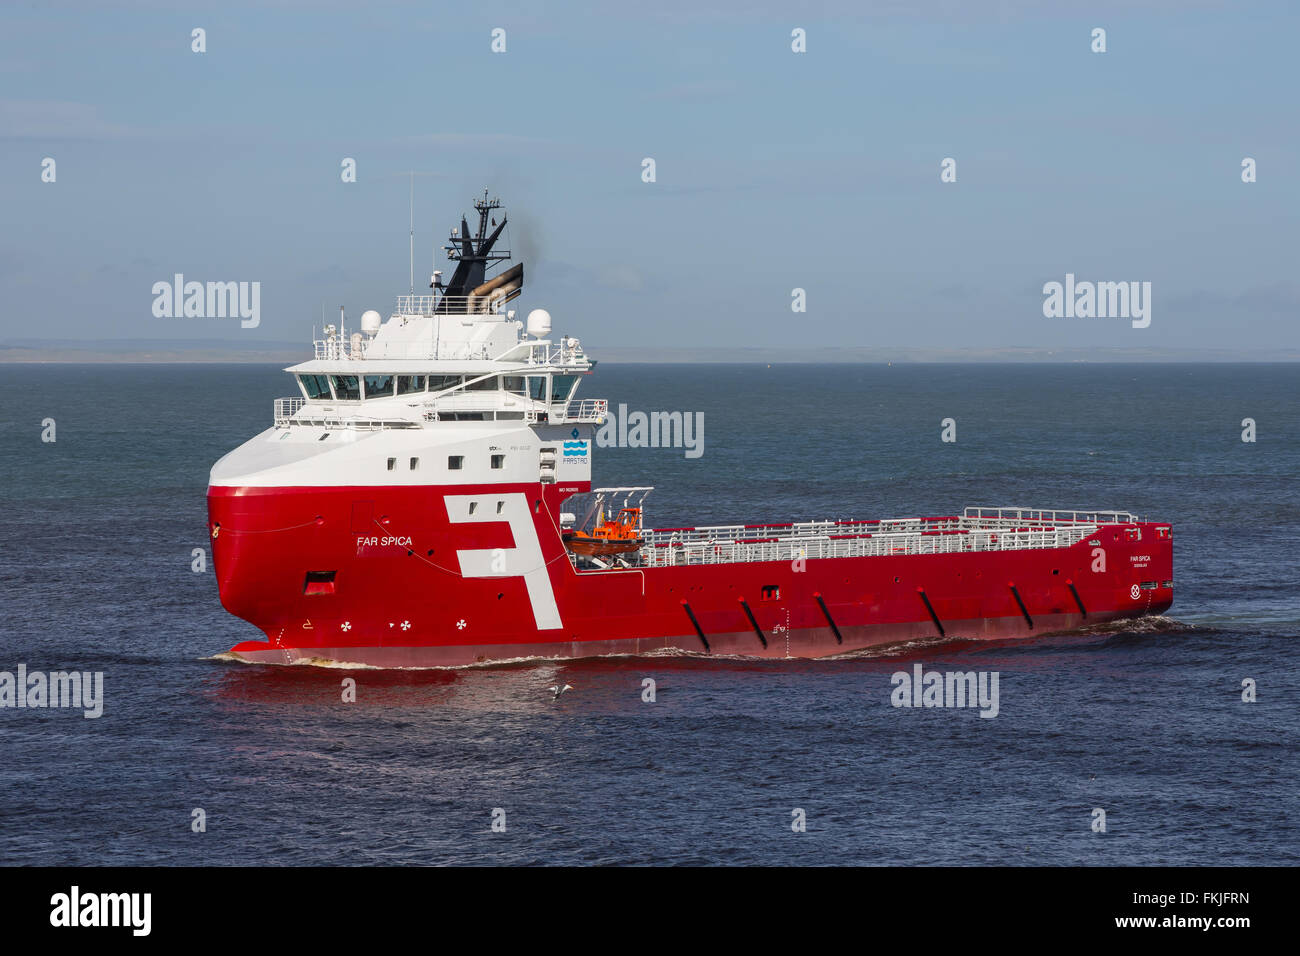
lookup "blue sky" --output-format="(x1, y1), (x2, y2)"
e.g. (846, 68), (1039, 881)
(1, 0), (1297, 353)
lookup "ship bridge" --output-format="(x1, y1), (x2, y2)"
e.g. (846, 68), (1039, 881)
(271, 191), (606, 432)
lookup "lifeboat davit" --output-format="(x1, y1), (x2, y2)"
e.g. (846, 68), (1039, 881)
(563, 508), (643, 557)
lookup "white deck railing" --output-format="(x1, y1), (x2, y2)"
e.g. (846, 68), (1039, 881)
(273, 397), (417, 430)
(422, 397), (608, 424)
(273, 397), (305, 425)
(554, 399), (608, 423)
(519, 339), (589, 367)
(395, 294), (511, 316)
(963, 506), (1138, 525)
(313, 337), (367, 361)
(612, 509), (1141, 569)
(635, 521), (1100, 568)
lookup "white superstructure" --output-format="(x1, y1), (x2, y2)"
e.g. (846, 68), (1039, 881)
(210, 192), (605, 490)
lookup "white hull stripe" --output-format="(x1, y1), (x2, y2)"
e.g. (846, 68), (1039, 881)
(444, 493), (564, 630)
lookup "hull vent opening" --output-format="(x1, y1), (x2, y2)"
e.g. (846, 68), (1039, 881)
(303, 571), (337, 596)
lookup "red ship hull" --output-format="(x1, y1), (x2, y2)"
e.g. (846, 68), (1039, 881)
(208, 481), (1173, 667)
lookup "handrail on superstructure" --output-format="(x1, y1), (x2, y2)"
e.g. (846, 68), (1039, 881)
(394, 294), (514, 316)
(273, 396), (418, 430)
(314, 337), (368, 361)
(559, 399), (608, 423)
(273, 397), (304, 424)
(421, 398), (607, 424)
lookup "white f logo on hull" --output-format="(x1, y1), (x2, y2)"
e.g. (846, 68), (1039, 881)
(444, 493), (563, 630)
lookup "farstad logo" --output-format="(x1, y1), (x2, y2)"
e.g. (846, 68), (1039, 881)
(563, 429), (588, 458)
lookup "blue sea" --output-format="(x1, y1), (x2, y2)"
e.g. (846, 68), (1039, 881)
(0, 362), (1296, 865)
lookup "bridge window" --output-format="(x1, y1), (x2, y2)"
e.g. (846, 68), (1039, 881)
(466, 376), (499, 391)
(363, 374), (394, 399)
(428, 375), (463, 393)
(528, 377), (548, 401)
(448, 455), (464, 470)
(330, 375), (360, 401)
(551, 375), (579, 402)
(501, 376), (527, 396)
(396, 375), (425, 395)
(298, 374), (332, 400)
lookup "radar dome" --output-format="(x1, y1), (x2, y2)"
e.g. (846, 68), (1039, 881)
(360, 310), (382, 335)
(526, 308), (552, 338)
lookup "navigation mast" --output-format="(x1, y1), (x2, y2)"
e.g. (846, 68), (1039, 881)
(435, 189), (518, 311)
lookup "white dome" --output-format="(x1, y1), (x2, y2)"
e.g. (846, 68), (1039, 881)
(360, 309), (383, 335)
(526, 308), (552, 338)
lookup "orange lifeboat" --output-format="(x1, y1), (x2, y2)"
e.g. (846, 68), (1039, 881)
(564, 508), (643, 557)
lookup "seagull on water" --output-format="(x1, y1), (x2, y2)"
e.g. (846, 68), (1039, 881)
(549, 683), (574, 699)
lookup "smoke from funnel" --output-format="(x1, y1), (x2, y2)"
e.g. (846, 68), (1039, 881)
(511, 213), (543, 268)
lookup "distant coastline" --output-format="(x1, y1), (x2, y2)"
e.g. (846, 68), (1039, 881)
(2, 340), (1298, 364)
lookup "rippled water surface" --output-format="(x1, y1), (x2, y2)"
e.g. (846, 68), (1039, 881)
(0, 363), (1296, 865)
